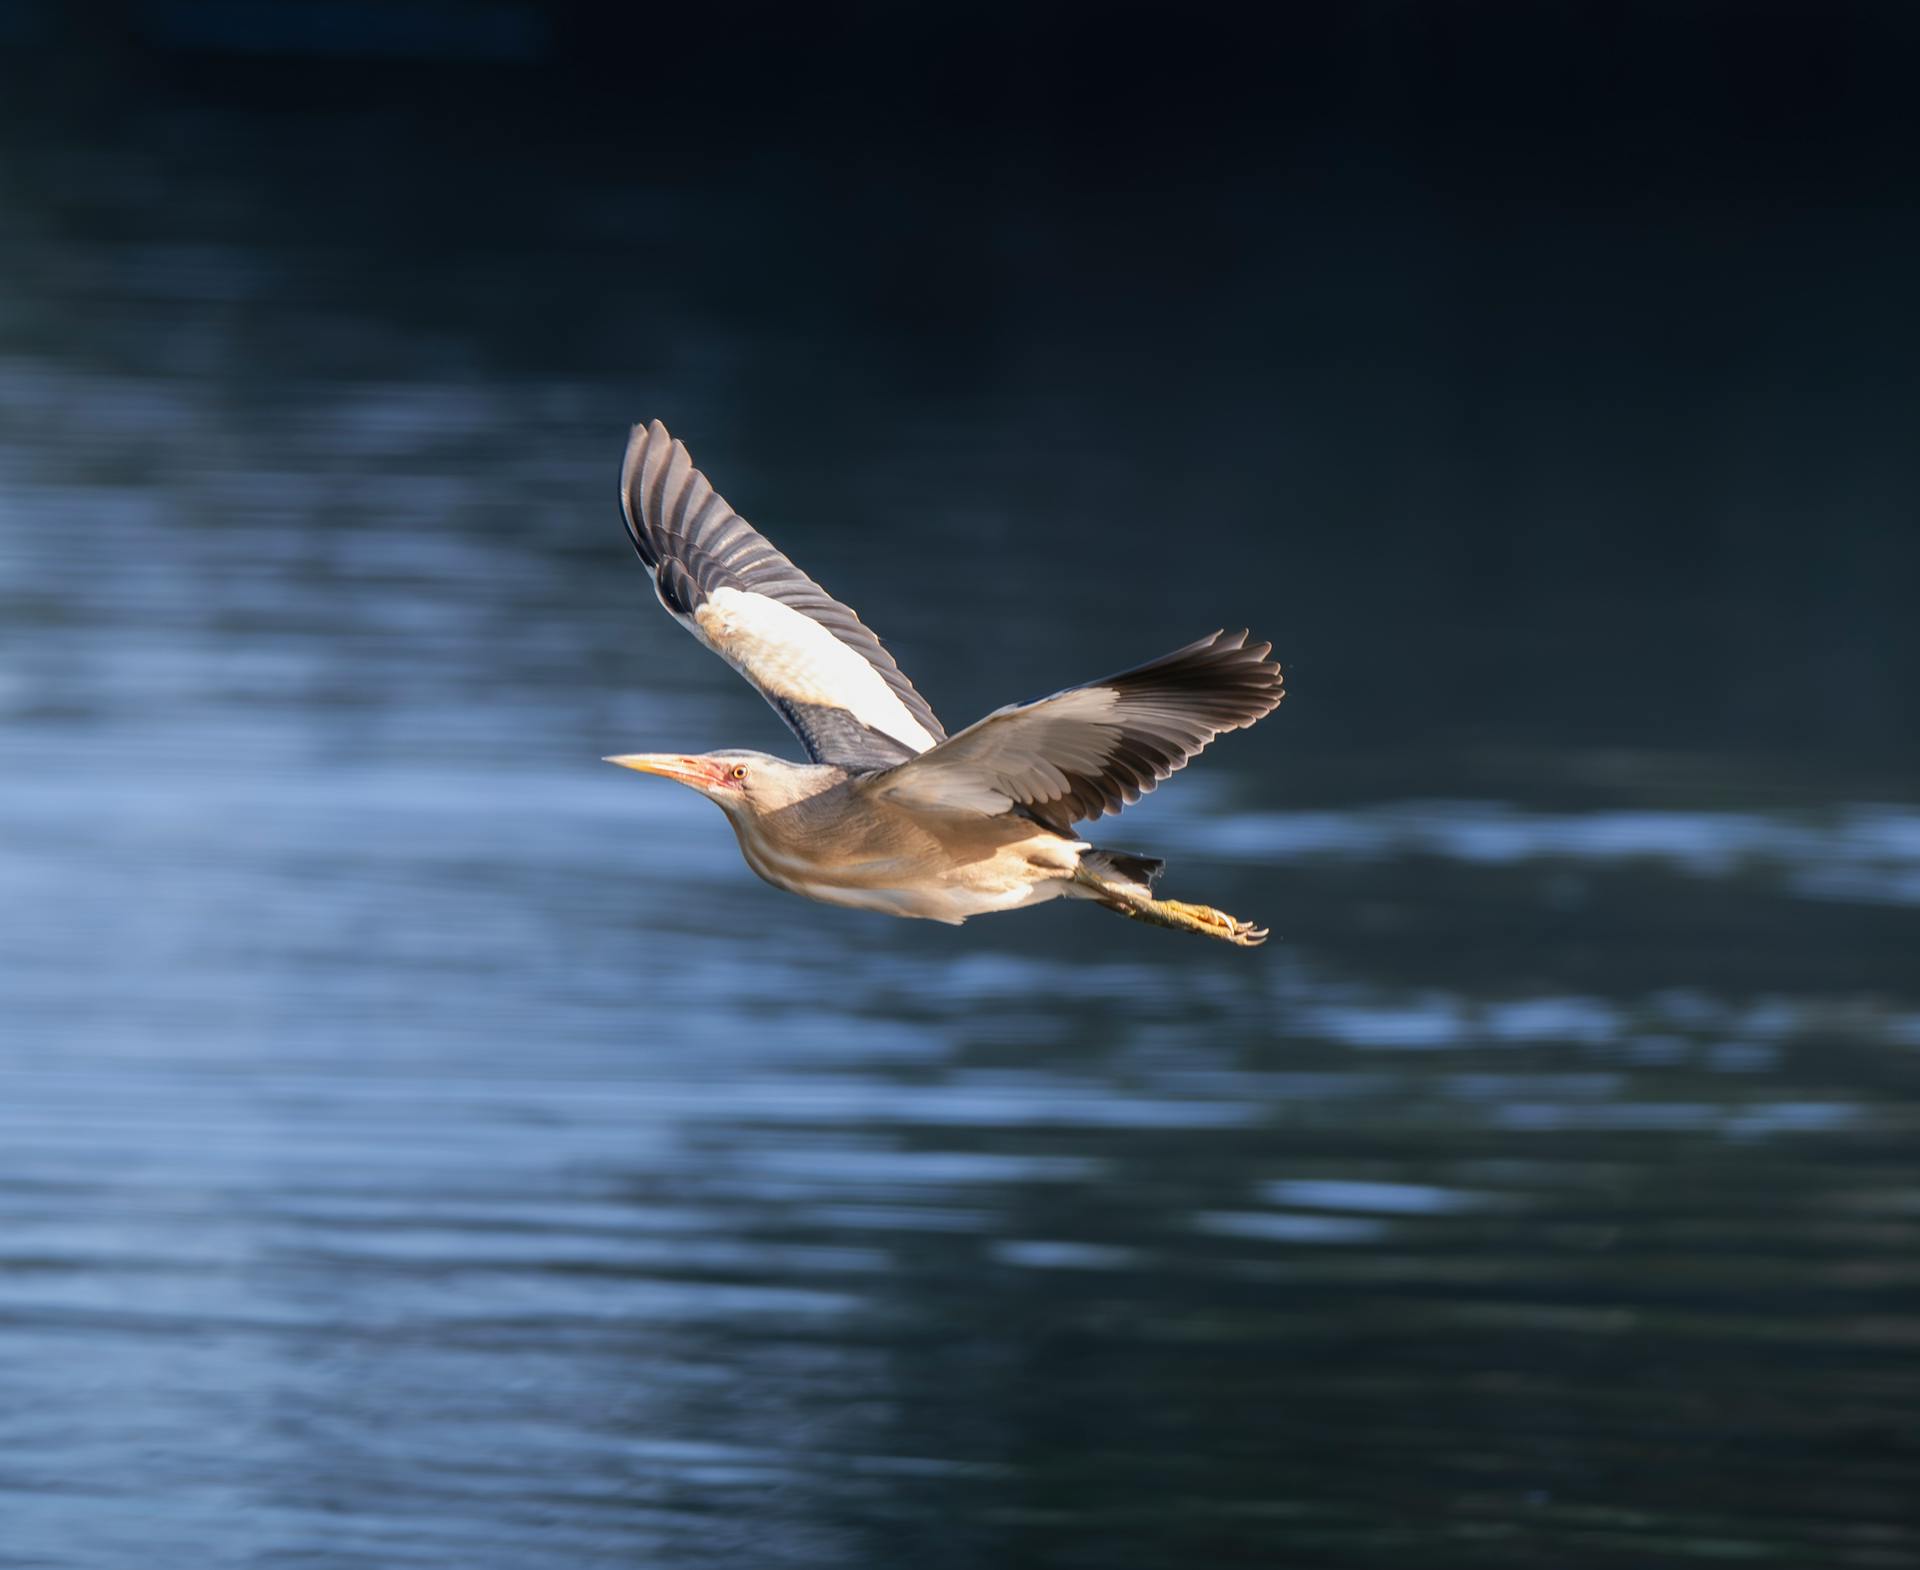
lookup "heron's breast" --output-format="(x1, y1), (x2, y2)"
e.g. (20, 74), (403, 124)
(731, 829), (932, 895)
(730, 813), (1074, 903)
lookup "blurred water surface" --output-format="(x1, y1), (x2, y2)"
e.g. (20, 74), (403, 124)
(3, 23), (1919, 1570)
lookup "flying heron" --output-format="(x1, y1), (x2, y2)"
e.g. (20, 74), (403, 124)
(605, 422), (1285, 946)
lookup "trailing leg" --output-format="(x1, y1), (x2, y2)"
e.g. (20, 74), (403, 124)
(1069, 859), (1268, 947)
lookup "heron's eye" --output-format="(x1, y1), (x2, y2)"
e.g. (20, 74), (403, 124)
(730, 764), (749, 781)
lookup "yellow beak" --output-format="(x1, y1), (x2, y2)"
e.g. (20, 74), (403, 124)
(602, 753), (721, 790)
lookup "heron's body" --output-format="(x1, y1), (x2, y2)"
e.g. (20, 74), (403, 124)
(605, 422), (1285, 946)
(710, 763), (1086, 922)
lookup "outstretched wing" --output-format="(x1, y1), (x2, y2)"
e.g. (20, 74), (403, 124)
(868, 630), (1283, 833)
(620, 420), (946, 767)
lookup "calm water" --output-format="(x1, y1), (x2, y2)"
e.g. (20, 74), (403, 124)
(3, 29), (1918, 1569)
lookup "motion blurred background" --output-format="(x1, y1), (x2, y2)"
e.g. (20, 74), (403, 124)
(1, 4), (1916, 1566)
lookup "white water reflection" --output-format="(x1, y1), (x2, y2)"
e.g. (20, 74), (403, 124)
(1174, 801), (1920, 906)
(1262, 1179), (1509, 1215)
(1195, 1211), (1389, 1244)
(1290, 988), (1920, 1058)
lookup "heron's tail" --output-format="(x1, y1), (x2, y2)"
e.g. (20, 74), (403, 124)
(1068, 854), (1267, 948)
(1079, 848), (1165, 894)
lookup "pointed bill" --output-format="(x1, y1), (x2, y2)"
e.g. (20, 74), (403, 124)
(602, 753), (722, 790)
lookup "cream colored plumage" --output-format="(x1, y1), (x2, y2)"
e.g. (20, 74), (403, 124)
(607, 422), (1285, 945)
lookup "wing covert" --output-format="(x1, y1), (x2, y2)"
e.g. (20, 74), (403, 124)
(869, 630), (1284, 833)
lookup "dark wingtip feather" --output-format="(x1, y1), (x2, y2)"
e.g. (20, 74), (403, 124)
(618, 420), (665, 567)
(1104, 627), (1286, 733)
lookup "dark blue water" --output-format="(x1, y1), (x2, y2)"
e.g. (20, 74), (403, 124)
(2, 18), (1918, 1568)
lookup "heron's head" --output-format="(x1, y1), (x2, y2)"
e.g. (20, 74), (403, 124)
(601, 749), (824, 815)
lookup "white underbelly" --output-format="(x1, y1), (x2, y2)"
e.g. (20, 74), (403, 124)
(789, 875), (1071, 924)
(736, 833), (1084, 925)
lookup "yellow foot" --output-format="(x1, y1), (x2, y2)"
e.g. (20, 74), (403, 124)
(1124, 896), (1270, 947)
(1157, 899), (1269, 947)
(1071, 863), (1270, 947)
